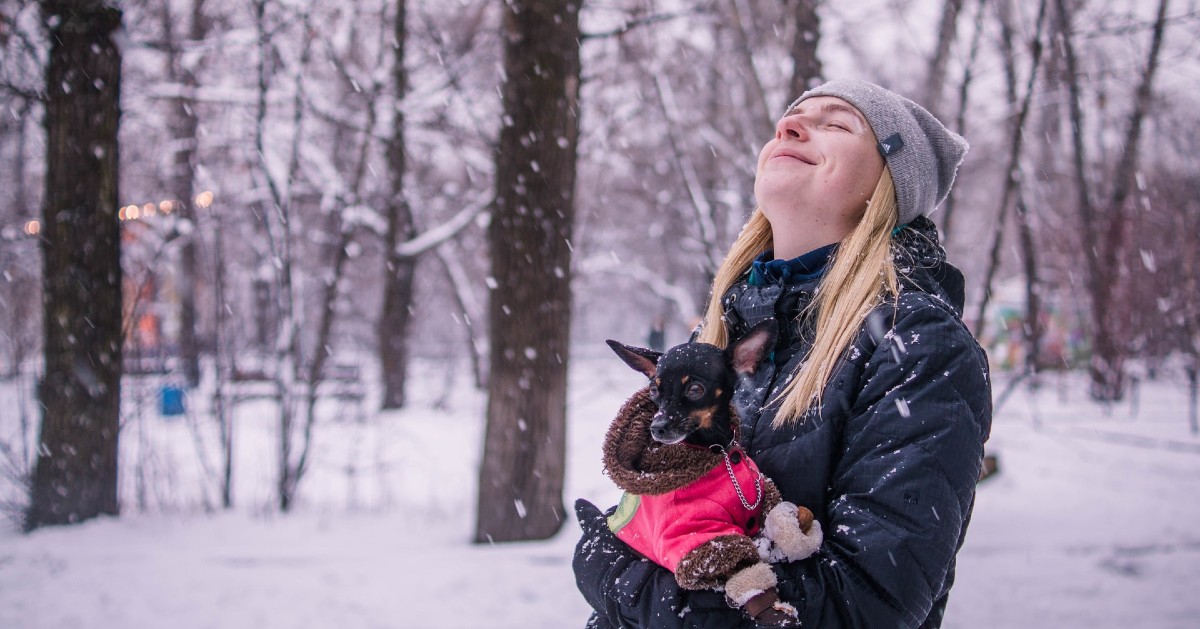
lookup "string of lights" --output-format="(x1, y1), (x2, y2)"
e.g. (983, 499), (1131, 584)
(19, 191), (215, 237)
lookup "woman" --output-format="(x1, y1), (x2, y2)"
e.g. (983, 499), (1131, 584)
(574, 79), (992, 628)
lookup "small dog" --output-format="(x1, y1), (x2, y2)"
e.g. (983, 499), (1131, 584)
(601, 320), (822, 627)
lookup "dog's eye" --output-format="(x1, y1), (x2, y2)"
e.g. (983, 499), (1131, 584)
(648, 384), (660, 400)
(685, 383), (705, 400)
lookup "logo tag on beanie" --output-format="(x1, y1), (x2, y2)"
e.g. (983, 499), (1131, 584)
(878, 133), (904, 156)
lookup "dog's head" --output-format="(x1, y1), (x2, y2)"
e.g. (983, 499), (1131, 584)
(606, 320), (777, 446)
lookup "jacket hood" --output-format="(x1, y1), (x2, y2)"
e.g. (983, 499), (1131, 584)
(602, 388), (725, 495)
(893, 216), (965, 315)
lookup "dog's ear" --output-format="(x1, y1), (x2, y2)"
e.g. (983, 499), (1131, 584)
(729, 320), (777, 377)
(606, 340), (661, 378)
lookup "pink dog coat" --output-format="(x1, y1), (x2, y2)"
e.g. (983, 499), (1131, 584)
(606, 451), (765, 572)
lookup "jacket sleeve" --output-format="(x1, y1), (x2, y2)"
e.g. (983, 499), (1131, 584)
(575, 497), (746, 628)
(770, 300), (992, 627)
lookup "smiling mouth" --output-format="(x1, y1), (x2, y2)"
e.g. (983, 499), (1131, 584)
(771, 150), (816, 165)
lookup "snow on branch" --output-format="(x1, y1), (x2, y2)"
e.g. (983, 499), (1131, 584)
(393, 199), (487, 259)
(652, 73), (726, 274)
(580, 9), (704, 40)
(577, 253), (700, 322)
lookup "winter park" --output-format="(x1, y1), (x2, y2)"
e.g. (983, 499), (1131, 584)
(1, 1), (1199, 628)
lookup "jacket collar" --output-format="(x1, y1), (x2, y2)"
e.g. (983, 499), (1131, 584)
(724, 216), (964, 330)
(603, 388), (725, 495)
(748, 243), (837, 287)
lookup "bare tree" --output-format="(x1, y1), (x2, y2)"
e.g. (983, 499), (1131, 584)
(723, 0), (775, 134)
(938, 0), (987, 240)
(788, 0), (823, 98)
(1055, 0), (1171, 401)
(159, 0), (212, 388)
(973, 0), (1048, 344)
(475, 0), (581, 543)
(250, 0), (313, 512)
(378, 0), (417, 410)
(26, 0), (123, 531)
(922, 0), (965, 117)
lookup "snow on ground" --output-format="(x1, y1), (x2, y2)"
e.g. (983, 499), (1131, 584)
(1, 359), (1199, 629)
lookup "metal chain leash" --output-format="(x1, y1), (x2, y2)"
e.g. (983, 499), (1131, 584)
(717, 445), (762, 511)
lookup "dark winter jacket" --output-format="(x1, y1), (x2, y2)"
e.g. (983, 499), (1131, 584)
(577, 216), (992, 628)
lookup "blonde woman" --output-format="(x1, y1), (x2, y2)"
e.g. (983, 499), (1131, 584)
(574, 79), (992, 628)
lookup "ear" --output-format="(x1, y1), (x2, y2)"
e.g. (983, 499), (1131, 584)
(606, 340), (661, 379)
(729, 320), (777, 377)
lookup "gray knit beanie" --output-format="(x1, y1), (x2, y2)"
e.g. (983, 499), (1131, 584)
(786, 79), (968, 226)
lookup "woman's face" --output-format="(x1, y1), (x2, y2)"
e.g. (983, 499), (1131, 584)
(754, 96), (884, 252)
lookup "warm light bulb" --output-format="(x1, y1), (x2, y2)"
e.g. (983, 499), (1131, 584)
(24, 220), (41, 235)
(195, 191), (214, 208)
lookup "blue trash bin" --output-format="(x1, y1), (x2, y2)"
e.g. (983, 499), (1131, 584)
(161, 385), (186, 417)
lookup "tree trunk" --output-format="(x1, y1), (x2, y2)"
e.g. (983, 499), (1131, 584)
(1055, 0), (1170, 401)
(1052, 0), (1103, 378)
(973, 0), (1047, 340)
(1188, 364), (1198, 436)
(724, 0), (775, 133)
(475, 0), (580, 544)
(922, 0), (965, 117)
(1015, 192), (1042, 374)
(251, 0), (311, 512)
(1089, 0), (1169, 401)
(938, 0), (987, 240)
(787, 0), (823, 98)
(163, 0), (210, 388)
(212, 224), (234, 508)
(27, 1), (123, 532)
(997, 0), (1044, 373)
(379, 0), (418, 410)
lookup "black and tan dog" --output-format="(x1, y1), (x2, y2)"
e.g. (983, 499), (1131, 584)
(602, 321), (822, 626)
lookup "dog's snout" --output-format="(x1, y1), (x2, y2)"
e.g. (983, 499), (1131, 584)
(650, 412), (668, 438)
(649, 409), (692, 445)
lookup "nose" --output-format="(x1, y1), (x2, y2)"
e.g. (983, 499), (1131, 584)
(650, 414), (669, 440)
(775, 113), (810, 141)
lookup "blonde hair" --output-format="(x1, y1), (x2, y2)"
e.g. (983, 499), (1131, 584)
(696, 168), (901, 426)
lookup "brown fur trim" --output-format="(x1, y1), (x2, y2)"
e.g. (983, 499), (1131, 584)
(761, 477), (782, 514)
(674, 534), (762, 590)
(602, 387), (724, 495)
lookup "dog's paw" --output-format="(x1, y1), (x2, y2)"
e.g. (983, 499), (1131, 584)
(723, 562), (777, 607)
(763, 502), (823, 562)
